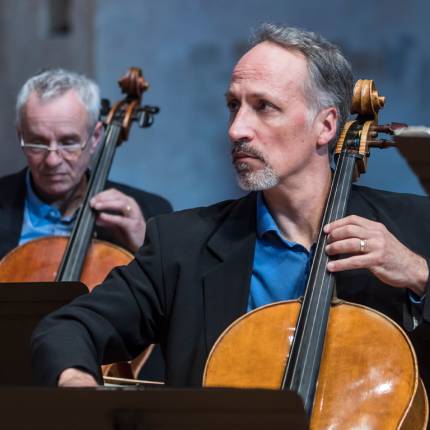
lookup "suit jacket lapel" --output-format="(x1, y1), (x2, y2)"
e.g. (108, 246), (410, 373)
(202, 193), (257, 352)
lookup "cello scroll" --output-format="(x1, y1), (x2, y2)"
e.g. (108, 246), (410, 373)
(104, 67), (159, 141)
(336, 79), (406, 177)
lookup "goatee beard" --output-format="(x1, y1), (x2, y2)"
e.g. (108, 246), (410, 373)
(231, 141), (280, 191)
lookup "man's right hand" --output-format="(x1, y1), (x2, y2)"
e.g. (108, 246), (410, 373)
(58, 368), (98, 387)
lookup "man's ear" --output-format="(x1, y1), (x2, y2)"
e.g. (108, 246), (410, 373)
(89, 121), (103, 155)
(315, 107), (338, 148)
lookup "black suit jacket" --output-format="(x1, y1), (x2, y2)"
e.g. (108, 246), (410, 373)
(0, 169), (172, 258)
(31, 185), (430, 391)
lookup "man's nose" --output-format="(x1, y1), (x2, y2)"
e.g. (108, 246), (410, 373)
(43, 148), (63, 166)
(228, 108), (254, 143)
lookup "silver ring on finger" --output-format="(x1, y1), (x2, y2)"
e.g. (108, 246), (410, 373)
(123, 204), (131, 217)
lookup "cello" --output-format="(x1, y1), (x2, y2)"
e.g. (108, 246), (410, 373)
(0, 67), (159, 378)
(203, 80), (429, 429)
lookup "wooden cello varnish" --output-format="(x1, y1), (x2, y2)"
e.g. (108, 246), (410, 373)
(204, 302), (428, 428)
(0, 237), (132, 290)
(203, 81), (429, 429)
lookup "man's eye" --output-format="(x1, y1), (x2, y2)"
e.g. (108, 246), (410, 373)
(256, 100), (276, 112)
(61, 140), (80, 147)
(226, 99), (239, 113)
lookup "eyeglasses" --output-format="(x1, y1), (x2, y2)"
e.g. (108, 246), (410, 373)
(20, 133), (93, 157)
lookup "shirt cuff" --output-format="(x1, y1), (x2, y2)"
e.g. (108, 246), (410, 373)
(409, 290), (426, 305)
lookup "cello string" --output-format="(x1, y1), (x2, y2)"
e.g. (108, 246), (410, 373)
(298, 152), (354, 408)
(285, 147), (357, 408)
(282, 150), (347, 389)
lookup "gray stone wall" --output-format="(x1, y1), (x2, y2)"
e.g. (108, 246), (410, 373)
(0, 0), (94, 176)
(1, 0), (429, 210)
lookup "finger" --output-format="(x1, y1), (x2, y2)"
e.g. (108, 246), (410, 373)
(325, 237), (367, 256)
(326, 254), (370, 272)
(326, 224), (365, 244)
(90, 188), (127, 205)
(92, 200), (128, 215)
(96, 212), (130, 229)
(92, 199), (136, 217)
(324, 215), (370, 234)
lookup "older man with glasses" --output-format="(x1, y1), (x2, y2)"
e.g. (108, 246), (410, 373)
(0, 68), (172, 259)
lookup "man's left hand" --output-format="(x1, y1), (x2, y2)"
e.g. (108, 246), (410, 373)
(90, 188), (146, 253)
(324, 215), (428, 297)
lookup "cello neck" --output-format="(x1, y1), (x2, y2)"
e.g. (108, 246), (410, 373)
(282, 147), (359, 414)
(55, 123), (122, 282)
(282, 78), (388, 414)
(54, 67), (156, 283)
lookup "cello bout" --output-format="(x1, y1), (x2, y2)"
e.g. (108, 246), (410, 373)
(203, 300), (429, 429)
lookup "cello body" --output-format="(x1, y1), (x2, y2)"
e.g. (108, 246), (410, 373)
(203, 300), (428, 429)
(0, 236), (132, 291)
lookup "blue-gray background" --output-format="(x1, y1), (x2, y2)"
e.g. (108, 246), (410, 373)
(2, 0), (429, 210)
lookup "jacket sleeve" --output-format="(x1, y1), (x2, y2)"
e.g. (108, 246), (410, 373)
(31, 217), (166, 385)
(420, 257), (430, 324)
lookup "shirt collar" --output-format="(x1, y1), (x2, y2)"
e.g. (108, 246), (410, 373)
(25, 170), (75, 223)
(256, 191), (279, 239)
(256, 191), (311, 251)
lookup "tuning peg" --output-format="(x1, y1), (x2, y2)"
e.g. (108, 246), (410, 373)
(367, 139), (396, 148)
(138, 105), (160, 128)
(99, 98), (111, 119)
(370, 123), (408, 135)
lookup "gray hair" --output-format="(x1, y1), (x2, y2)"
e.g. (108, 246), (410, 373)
(252, 24), (353, 154)
(16, 68), (100, 132)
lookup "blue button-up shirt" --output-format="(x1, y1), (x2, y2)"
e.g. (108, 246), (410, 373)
(19, 171), (76, 245)
(248, 192), (425, 315)
(248, 192), (314, 312)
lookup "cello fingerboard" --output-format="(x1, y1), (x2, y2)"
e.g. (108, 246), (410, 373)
(56, 124), (122, 282)
(282, 148), (360, 415)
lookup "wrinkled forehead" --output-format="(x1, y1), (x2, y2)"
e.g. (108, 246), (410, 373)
(228, 42), (310, 102)
(19, 91), (90, 135)
(232, 41), (308, 82)
(27, 89), (87, 112)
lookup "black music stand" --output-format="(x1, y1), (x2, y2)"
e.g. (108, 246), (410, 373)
(394, 126), (430, 194)
(0, 282), (88, 385)
(0, 386), (308, 429)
